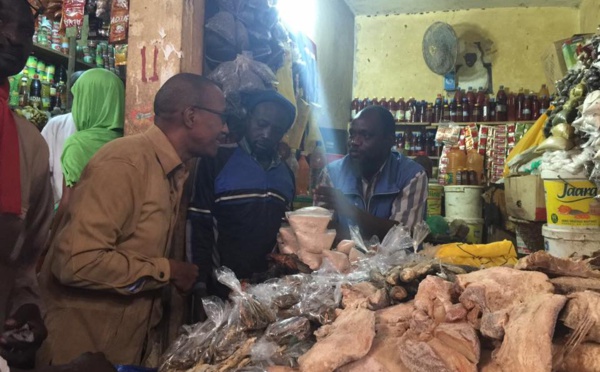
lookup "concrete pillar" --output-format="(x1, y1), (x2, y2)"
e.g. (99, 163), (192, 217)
(124, 0), (205, 135)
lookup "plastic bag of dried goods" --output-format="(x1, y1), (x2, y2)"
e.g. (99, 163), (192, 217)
(264, 317), (312, 345)
(380, 224), (413, 256)
(159, 297), (231, 371)
(292, 275), (342, 325)
(208, 53), (277, 96)
(205, 11), (249, 50)
(250, 338), (279, 366)
(216, 267), (276, 331)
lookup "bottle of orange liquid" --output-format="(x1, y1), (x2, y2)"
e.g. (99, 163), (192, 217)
(466, 149), (484, 185)
(446, 146), (467, 185)
(296, 152), (310, 196)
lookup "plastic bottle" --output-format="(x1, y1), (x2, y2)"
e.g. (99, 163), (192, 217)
(296, 152), (310, 196)
(372, 97), (379, 106)
(507, 92), (517, 122)
(420, 100), (427, 123)
(462, 97), (471, 123)
(389, 98), (398, 118)
(397, 97), (406, 122)
(414, 101), (422, 123)
(49, 79), (57, 111)
(380, 97), (389, 111)
(434, 94), (443, 122)
(18, 73), (29, 108)
(29, 74), (42, 109)
(539, 84), (550, 99)
(516, 89), (525, 121)
(442, 99), (450, 121)
(454, 89), (463, 107)
(351, 98), (359, 118)
(495, 85), (507, 121)
(361, 98), (370, 110)
(406, 97), (416, 122)
(539, 95), (550, 117)
(466, 87), (476, 117)
(466, 149), (484, 186)
(455, 96), (463, 123)
(474, 87), (486, 122)
(446, 146), (467, 185)
(404, 131), (412, 155)
(309, 141), (327, 195)
(482, 94), (490, 122)
(531, 95), (540, 120)
(522, 95), (532, 121)
(41, 75), (51, 111)
(449, 99), (457, 122)
(425, 103), (434, 123)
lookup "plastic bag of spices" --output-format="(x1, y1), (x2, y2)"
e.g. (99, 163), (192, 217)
(109, 0), (129, 44)
(216, 266), (276, 331)
(159, 297), (232, 371)
(208, 53), (277, 96)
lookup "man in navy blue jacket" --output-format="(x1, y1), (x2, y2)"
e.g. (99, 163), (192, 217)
(188, 90), (296, 305)
(315, 105), (427, 240)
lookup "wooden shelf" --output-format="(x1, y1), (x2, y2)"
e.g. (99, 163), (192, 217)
(32, 44), (95, 70)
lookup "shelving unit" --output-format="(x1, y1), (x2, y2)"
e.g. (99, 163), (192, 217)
(32, 43), (95, 71)
(395, 120), (536, 129)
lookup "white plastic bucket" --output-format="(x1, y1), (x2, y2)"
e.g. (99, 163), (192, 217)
(444, 186), (484, 219)
(541, 169), (600, 228)
(446, 217), (484, 244)
(542, 224), (600, 258)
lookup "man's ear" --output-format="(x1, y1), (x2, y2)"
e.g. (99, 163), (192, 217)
(182, 107), (195, 129)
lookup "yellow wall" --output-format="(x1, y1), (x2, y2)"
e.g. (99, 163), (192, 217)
(353, 7), (579, 100)
(580, 0), (600, 34)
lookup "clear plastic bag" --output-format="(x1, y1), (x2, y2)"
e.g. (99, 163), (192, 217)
(216, 266), (276, 331)
(208, 53), (277, 97)
(159, 297), (231, 371)
(250, 338), (279, 366)
(348, 225), (368, 254)
(264, 317), (312, 345)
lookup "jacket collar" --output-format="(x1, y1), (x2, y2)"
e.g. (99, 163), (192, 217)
(144, 125), (184, 176)
(239, 137), (281, 170)
(339, 153), (401, 197)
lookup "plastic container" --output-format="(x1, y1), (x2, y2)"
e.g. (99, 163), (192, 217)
(542, 224), (600, 258)
(296, 152), (310, 196)
(427, 183), (444, 216)
(444, 185), (484, 219)
(446, 147), (467, 185)
(541, 169), (600, 228)
(466, 150), (484, 185)
(446, 217), (484, 244)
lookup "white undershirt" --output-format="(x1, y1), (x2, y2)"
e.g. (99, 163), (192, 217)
(0, 356), (9, 372)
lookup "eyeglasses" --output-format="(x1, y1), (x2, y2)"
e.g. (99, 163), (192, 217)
(190, 105), (229, 124)
(28, 0), (45, 19)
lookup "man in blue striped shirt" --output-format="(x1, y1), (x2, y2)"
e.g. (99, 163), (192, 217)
(188, 90), (296, 305)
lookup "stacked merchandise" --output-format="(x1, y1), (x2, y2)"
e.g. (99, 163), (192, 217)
(506, 33), (600, 258)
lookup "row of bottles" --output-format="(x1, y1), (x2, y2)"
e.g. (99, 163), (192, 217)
(446, 147), (484, 186)
(10, 59), (68, 112)
(396, 130), (440, 157)
(352, 85), (551, 123)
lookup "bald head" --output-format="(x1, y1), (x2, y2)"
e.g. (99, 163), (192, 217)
(154, 74), (223, 120)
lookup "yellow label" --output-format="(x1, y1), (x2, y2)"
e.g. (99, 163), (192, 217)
(427, 185), (443, 216)
(544, 179), (600, 227)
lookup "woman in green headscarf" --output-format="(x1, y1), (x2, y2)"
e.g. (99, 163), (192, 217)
(59, 68), (125, 207)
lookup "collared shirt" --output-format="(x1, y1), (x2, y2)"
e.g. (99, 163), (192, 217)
(319, 162), (428, 230)
(39, 125), (188, 365)
(239, 138), (282, 170)
(41, 113), (77, 206)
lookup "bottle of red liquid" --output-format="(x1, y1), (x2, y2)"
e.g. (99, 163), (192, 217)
(442, 99), (450, 121)
(360, 98), (370, 110)
(462, 97), (471, 122)
(532, 95), (540, 120)
(539, 95), (550, 117)
(389, 97), (398, 118)
(372, 97), (379, 106)
(466, 87), (476, 117)
(495, 86), (507, 121)
(473, 87), (486, 122)
(404, 131), (412, 155)
(351, 98), (359, 118)
(380, 97), (389, 110)
(420, 100), (428, 123)
(482, 94), (490, 122)
(414, 101), (422, 123)
(455, 88), (463, 107)
(522, 95), (532, 121)
(455, 96), (463, 123)
(406, 97), (416, 122)
(515, 89), (525, 121)
(434, 94), (443, 123)
(507, 92), (517, 122)
(425, 103), (434, 123)
(397, 97), (406, 122)
(449, 98), (457, 122)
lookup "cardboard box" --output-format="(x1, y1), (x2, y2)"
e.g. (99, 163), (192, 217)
(541, 34), (595, 94)
(505, 175), (547, 221)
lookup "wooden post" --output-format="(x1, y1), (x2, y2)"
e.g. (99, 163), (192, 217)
(124, 0), (205, 135)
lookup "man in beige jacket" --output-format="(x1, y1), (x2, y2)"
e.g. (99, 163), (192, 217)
(39, 74), (229, 366)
